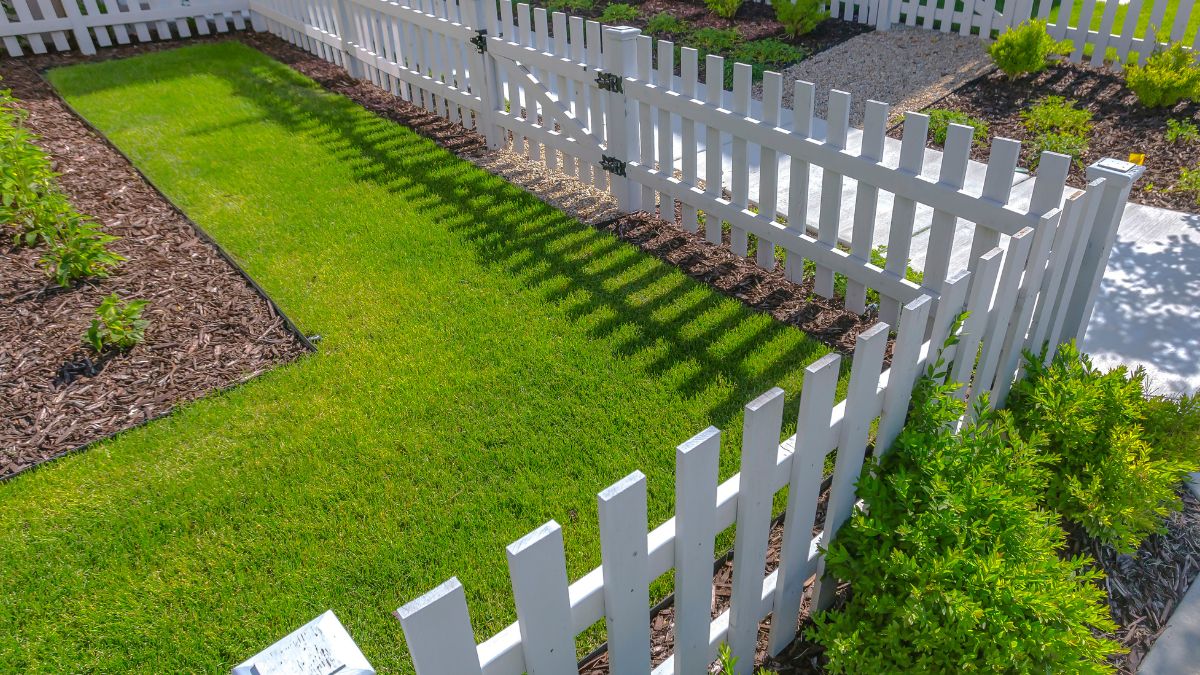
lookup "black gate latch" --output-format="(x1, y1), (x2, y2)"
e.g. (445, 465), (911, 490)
(471, 29), (488, 54)
(600, 155), (626, 176)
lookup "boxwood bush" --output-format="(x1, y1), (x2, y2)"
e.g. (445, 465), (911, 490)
(1125, 42), (1200, 108)
(989, 19), (1057, 78)
(810, 360), (1121, 672)
(1008, 343), (1200, 552)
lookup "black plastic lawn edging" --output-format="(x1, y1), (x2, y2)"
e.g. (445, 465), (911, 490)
(0, 69), (317, 486)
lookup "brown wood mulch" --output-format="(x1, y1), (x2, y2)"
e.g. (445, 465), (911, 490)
(0, 56), (310, 479)
(913, 61), (1200, 213)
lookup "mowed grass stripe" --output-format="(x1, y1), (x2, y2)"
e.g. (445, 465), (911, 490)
(0, 42), (844, 673)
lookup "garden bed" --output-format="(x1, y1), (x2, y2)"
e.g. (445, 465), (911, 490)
(916, 62), (1200, 212)
(0, 60), (310, 478)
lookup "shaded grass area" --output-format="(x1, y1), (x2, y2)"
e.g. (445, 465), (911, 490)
(0, 43), (845, 672)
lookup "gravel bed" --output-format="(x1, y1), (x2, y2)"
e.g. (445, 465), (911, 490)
(757, 26), (994, 127)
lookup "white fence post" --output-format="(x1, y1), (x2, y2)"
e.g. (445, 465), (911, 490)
(601, 25), (640, 212)
(470, 0), (503, 149)
(1061, 158), (1144, 343)
(673, 427), (720, 675)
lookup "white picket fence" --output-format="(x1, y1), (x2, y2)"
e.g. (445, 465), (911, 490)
(392, 175), (1127, 675)
(888, 0), (1199, 65)
(0, 0), (256, 57)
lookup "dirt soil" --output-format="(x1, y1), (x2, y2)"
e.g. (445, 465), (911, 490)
(0, 58), (310, 479)
(921, 62), (1200, 213)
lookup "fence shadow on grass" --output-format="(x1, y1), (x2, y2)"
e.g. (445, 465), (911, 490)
(60, 41), (848, 442)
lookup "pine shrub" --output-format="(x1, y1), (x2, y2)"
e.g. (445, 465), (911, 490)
(989, 20), (1056, 78)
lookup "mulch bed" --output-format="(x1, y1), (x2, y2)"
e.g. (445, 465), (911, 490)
(0, 56), (310, 479)
(915, 62), (1200, 212)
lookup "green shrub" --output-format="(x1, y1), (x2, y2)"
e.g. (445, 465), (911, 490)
(0, 90), (66, 246)
(989, 19), (1056, 78)
(773, 0), (826, 38)
(85, 293), (149, 353)
(38, 216), (125, 287)
(545, 0), (593, 13)
(810, 366), (1121, 673)
(1166, 118), (1200, 143)
(731, 38), (807, 79)
(1125, 42), (1200, 108)
(924, 108), (990, 146)
(1008, 343), (1199, 552)
(598, 2), (637, 23)
(1022, 96), (1092, 168)
(645, 11), (688, 35)
(1173, 165), (1200, 204)
(704, 0), (742, 19)
(690, 26), (740, 54)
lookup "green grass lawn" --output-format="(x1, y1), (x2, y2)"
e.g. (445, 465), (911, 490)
(1048, 0), (1199, 60)
(0, 42), (843, 672)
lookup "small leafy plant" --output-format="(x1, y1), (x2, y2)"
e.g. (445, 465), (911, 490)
(989, 19), (1057, 78)
(598, 2), (638, 23)
(545, 0), (593, 13)
(716, 643), (778, 675)
(38, 216), (125, 287)
(774, 0), (826, 38)
(731, 38), (808, 79)
(1125, 41), (1200, 108)
(85, 294), (149, 353)
(704, 0), (743, 20)
(1166, 117), (1200, 143)
(1008, 343), (1200, 552)
(810, 354), (1121, 673)
(1022, 95), (1092, 168)
(1172, 164), (1200, 205)
(645, 11), (688, 35)
(925, 108), (990, 146)
(690, 26), (740, 54)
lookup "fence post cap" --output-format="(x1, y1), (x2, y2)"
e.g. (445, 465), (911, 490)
(1085, 157), (1146, 186)
(232, 610), (373, 675)
(602, 25), (641, 39)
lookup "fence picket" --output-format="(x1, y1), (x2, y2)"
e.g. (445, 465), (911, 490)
(396, 578), (484, 675)
(727, 387), (786, 672)
(729, 63), (753, 257)
(704, 54), (724, 246)
(845, 99), (888, 314)
(673, 427), (720, 675)
(506, 521), (575, 674)
(921, 123), (974, 294)
(950, 247), (1003, 392)
(657, 39), (676, 220)
(968, 137), (1020, 269)
(767, 354), (840, 656)
(680, 48), (701, 233)
(785, 80), (815, 284)
(813, 322), (889, 610)
(815, 90), (851, 298)
(637, 34), (656, 212)
(876, 294), (934, 452)
(598, 471), (651, 673)
(757, 71), (783, 270)
(879, 111), (929, 326)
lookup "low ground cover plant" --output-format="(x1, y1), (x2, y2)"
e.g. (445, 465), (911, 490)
(691, 26), (741, 54)
(1, 86), (124, 283)
(598, 2), (637, 24)
(989, 19), (1059, 78)
(810, 360), (1121, 672)
(1008, 343), (1200, 552)
(545, 0), (593, 13)
(1021, 95), (1092, 168)
(85, 294), (149, 353)
(1174, 164), (1200, 204)
(705, 0), (743, 19)
(731, 39), (807, 79)
(1166, 118), (1200, 143)
(1125, 41), (1200, 108)
(773, 0), (826, 38)
(924, 108), (990, 146)
(645, 11), (688, 36)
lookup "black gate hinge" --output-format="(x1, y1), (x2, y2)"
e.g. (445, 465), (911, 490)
(600, 155), (626, 176)
(471, 29), (488, 54)
(595, 71), (623, 93)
